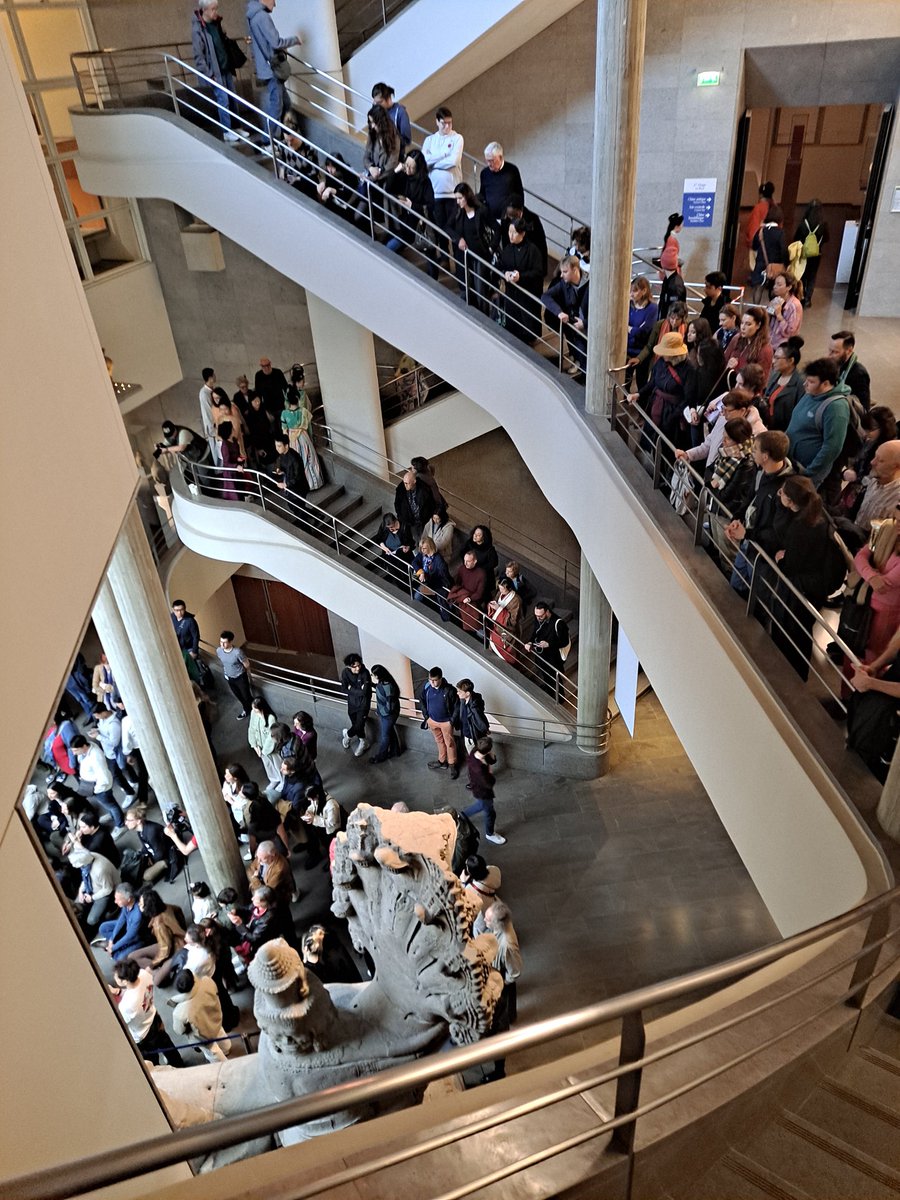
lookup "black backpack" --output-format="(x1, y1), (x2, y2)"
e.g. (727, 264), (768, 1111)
(449, 809), (480, 876)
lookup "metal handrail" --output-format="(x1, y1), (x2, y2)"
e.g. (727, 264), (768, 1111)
(374, 359), (450, 422)
(312, 417), (582, 595)
(288, 51), (590, 253)
(198, 641), (609, 747)
(174, 456), (580, 714)
(606, 379), (861, 709)
(332, 0), (416, 59)
(8, 881), (898, 1200)
(630, 246), (746, 316)
(69, 50), (591, 387)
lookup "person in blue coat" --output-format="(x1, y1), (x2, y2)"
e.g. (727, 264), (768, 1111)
(97, 882), (150, 958)
(246, 0), (300, 122)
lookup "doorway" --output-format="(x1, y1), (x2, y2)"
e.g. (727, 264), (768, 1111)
(725, 103), (890, 308)
(232, 574), (335, 665)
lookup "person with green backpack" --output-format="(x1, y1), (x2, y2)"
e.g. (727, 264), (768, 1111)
(794, 199), (828, 308)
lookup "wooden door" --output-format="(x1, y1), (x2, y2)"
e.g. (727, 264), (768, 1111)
(232, 576), (277, 647)
(266, 581), (335, 658)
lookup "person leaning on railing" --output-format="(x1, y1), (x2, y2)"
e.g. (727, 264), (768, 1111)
(725, 430), (795, 597)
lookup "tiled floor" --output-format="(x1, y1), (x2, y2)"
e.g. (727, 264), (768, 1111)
(135, 678), (780, 1075)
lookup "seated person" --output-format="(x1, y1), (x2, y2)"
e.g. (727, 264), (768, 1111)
(123, 804), (178, 885)
(227, 885), (288, 962)
(96, 881), (150, 958)
(68, 844), (119, 932)
(172, 968), (230, 1063)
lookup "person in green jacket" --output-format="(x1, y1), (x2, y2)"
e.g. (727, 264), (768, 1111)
(785, 357), (850, 497)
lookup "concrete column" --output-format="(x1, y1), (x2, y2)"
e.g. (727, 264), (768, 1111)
(105, 507), (247, 897)
(357, 630), (416, 717)
(278, 0), (351, 131)
(307, 291), (390, 480)
(575, 550), (612, 771)
(92, 579), (182, 814)
(585, 0), (649, 419)
(877, 736), (900, 842)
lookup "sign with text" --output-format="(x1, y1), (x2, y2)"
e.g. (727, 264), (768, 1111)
(682, 177), (716, 228)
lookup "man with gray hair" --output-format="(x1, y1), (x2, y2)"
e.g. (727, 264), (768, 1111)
(479, 141), (524, 224)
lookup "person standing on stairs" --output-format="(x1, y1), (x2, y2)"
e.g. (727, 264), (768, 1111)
(340, 654), (372, 758)
(246, 0), (300, 124)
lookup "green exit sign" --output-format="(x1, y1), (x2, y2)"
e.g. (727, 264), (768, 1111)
(697, 70), (721, 87)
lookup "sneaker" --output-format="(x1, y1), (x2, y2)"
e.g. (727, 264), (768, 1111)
(90, 936), (106, 947)
(342, 729), (351, 749)
(239, 833), (250, 844)
(241, 848), (252, 861)
(354, 739), (370, 758)
(486, 832), (507, 845)
(111, 826), (128, 840)
(223, 130), (240, 143)
(449, 764), (460, 780)
(566, 361), (581, 376)
(428, 760), (448, 771)
(236, 711), (247, 721)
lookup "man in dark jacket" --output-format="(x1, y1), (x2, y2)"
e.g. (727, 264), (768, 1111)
(124, 805), (177, 885)
(254, 356), (290, 418)
(420, 666), (459, 778)
(542, 257), (589, 375)
(479, 142), (524, 223)
(526, 602), (570, 685)
(170, 600), (201, 659)
(724, 430), (795, 596)
(192, 0), (239, 141)
(454, 679), (489, 751)
(228, 885), (291, 959)
(829, 331), (871, 412)
(340, 654), (372, 757)
(273, 434), (308, 499)
(394, 468), (436, 546)
(699, 271), (727, 329)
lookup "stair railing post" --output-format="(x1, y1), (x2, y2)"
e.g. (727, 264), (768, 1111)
(463, 248), (471, 307)
(610, 1009), (646, 1196)
(846, 906), (891, 1009)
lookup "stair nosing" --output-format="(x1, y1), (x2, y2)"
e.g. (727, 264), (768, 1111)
(776, 1112), (900, 1190)
(723, 1150), (815, 1200)
(820, 1077), (900, 1129)
(860, 1046), (900, 1078)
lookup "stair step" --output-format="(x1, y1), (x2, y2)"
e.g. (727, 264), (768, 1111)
(800, 1079), (900, 1169)
(347, 501), (383, 532)
(843, 1050), (900, 1109)
(307, 482), (344, 510)
(748, 1111), (900, 1199)
(866, 1016), (900, 1064)
(694, 1151), (813, 1200)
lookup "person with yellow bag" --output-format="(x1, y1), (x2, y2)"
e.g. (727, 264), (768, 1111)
(794, 200), (829, 308)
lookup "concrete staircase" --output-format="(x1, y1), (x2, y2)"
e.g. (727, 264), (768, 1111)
(693, 1008), (900, 1200)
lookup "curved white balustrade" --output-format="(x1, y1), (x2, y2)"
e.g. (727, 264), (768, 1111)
(72, 106), (890, 934)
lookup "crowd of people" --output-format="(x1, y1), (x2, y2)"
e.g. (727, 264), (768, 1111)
(29, 589), (527, 1066)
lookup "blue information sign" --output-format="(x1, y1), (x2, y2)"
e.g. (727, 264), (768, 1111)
(682, 177), (716, 228)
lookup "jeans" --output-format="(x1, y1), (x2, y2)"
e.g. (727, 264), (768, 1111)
(463, 794), (496, 836)
(65, 675), (95, 718)
(730, 544), (754, 596)
(212, 75), (235, 131)
(261, 75), (286, 122)
(373, 715), (401, 760)
(94, 789), (125, 829)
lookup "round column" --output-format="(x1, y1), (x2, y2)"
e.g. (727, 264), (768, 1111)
(575, 550), (612, 771)
(106, 507), (247, 897)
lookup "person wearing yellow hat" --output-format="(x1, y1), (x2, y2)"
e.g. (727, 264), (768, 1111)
(626, 330), (695, 448)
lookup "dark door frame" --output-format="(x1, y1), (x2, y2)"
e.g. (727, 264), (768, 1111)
(720, 110), (751, 279)
(845, 103), (896, 310)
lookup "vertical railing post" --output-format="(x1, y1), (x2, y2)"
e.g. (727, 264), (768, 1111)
(651, 438), (664, 489)
(332, 515), (340, 554)
(745, 552), (763, 618)
(367, 186), (376, 242)
(463, 248), (471, 307)
(694, 485), (708, 546)
(610, 1009), (646, 1195)
(164, 56), (177, 116)
(846, 908), (890, 1010)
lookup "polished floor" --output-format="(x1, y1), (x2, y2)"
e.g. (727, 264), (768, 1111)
(99, 677), (780, 1075)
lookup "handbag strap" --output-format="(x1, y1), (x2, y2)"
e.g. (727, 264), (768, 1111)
(758, 227), (770, 267)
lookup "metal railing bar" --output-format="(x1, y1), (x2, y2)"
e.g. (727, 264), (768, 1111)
(181, 460), (578, 710)
(8, 894), (899, 1200)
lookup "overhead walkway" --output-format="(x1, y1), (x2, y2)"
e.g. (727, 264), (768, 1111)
(69, 53), (892, 937)
(169, 457), (582, 731)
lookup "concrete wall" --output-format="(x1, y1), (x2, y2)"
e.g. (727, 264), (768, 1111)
(125, 197), (315, 452)
(165, 546), (246, 647)
(0, 33), (186, 1190)
(384, 390), (499, 466)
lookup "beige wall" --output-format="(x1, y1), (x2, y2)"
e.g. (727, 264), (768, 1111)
(166, 547), (246, 647)
(0, 32), (187, 1189)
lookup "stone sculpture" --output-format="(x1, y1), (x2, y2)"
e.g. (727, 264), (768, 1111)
(151, 804), (503, 1164)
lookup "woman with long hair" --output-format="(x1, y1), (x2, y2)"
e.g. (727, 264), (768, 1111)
(385, 148), (435, 265)
(772, 476), (846, 678)
(369, 663), (402, 763)
(657, 211), (684, 319)
(221, 762), (250, 839)
(768, 271), (804, 346)
(358, 104), (400, 229)
(128, 887), (186, 986)
(627, 274), (658, 385)
(487, 576), (524, 664)
(216, 420), (243, 502)
(452, 182), (494, 310)
(726, 307), (772, 380)
(462, 524), (499, 591)
(412, 535), (452, 618)
(249, 695), (281, 788)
